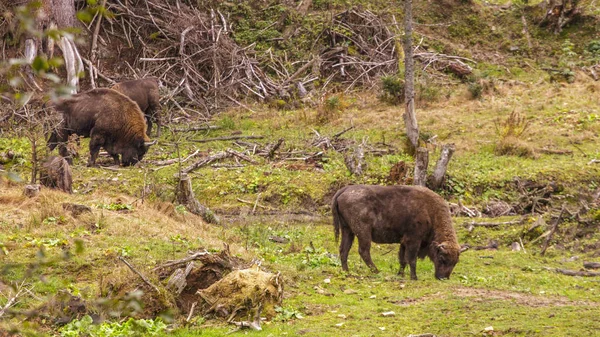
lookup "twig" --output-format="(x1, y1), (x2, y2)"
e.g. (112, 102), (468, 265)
(237, 198), (270, 210)
(186, 301), (198, 323)
(118, 256), (160, 294)
(173, 125), (220, 132)
(540, 204), (567, 256)
(465, 220), (522, 227)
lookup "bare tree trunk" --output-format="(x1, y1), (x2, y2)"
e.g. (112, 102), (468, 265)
(429, 143), (455, 190)
(413, 148), (428, 186)
(403, 0), (419, 153)
(51, 0), (76, 28)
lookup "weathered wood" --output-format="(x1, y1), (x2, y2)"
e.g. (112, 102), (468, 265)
(118, 256), (160, 294)
(553, 268), (600, 277)
(540, 204), (567, 256)
(23, 184), (41, 198)
(403, 0), (419, 152)
(266, 138), (284, 159)
(39, 156), (72, 193)
(465, 220), (522, 228)
(429, 143), (455, 190)
(176, 174), (219, 224)
(190, 135), (263, 143)
(173, 125), (220, 132)
(344, 144), (365, 176)
(413, 147), (429, 186)
(584, 262), (600, 270)
(183, 151), (231, 174)
(167, 262), (195, 295)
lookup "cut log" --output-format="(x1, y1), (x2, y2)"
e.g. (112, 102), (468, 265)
(176, 174), (219, 224)
(429, 143), (455, 190)
(413, 147), (429, 186)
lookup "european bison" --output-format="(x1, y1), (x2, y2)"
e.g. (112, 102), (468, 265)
(111, 77), (161, 136)
(48, 88), (156, 166)
(332, 185), (461, 280)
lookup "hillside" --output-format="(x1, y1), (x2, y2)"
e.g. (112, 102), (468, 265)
(1, 0), (600, 336)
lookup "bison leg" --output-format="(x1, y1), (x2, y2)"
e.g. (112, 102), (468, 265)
(357, 238), (379, 273)
(398, 244), (407, 277)
(87, 133), (105, 167)
(339, 229), (355, 272)
(402, 239), (421, 280)
(145, 114), (153, 136)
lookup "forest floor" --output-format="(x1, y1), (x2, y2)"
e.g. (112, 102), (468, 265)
(1, 72), (600, 336)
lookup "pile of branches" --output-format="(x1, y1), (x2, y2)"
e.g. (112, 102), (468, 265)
(103, 0), (280, 114)
(320, 9), (398, 91)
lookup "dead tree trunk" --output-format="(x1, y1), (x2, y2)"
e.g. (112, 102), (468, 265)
(344, 144), (366, 176)
(413, 148), (429, 186)
(403, 0), (419, 153)
(176, 174), (219, 224)
(429, 143), (455, 190)
(39, 156), (73, 193)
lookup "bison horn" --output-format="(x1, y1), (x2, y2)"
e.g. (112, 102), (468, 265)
(437, 242), (448, 254)
(144, 140), (157, 147)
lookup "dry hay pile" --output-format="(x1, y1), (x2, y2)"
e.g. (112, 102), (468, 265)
(320, 9), (398, 91)
(103, 0), (279, 114)
(197, 264), (283, 321)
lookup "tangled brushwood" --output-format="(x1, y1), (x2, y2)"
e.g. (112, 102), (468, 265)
(104, 0), (280, 114)
(320, 9), (399, 91)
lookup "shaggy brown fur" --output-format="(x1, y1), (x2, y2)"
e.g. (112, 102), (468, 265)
(111, 77), (161, 136)
(39, 156), (72, 193)
(48, 88), (155, 166)
(332, 185), (460, 280)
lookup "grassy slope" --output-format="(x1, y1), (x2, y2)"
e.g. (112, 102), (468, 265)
(1, 0), (600, 336)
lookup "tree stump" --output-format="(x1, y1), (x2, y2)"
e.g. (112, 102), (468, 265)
(343, 144), (365, 176)
(176, 174), (219, 224)
(413, 147), (429, 186)
(24, 184), (41, 198)
(429, 143), (455, 190)
(39, 156), (72, 193)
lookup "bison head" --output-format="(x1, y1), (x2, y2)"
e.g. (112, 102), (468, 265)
(121, 139), (156, 166)
(431, 241), (460, 280)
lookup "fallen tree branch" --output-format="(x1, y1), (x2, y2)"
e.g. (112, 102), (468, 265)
(191, 135), (264, 143)
(550, 268), (600, 277)
(153, 250), (211, 271)
(584, 262), (600, 270)
(465, 220), (522, 228)
(173, 125), (220, 132)
(118, 256), (160, 294)
(540, 204), (567, 256)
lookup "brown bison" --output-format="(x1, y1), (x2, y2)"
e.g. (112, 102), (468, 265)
(111, 77), (161, 136)
(48, 88), (156, 166)
(332, 185), (461, 280)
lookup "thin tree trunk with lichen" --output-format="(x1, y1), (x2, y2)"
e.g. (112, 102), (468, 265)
(413, 147), (428, 186)
(429, 143), (455, 190)
(403, 0), (419, 153)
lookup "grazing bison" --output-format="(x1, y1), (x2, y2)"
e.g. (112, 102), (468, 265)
(48, 88), (156, 166)
(332, 185), (461, 280)
(111, 77), (161, 136)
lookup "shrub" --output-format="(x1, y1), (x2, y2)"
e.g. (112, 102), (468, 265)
(315, 94), (348, 124)
(379, 75), (405, 105)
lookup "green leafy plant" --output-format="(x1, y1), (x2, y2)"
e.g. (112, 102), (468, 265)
(274, 306), (305, 322)
(59, 315), (167, 337)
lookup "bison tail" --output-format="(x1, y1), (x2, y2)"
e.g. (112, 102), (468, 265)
(331, 187), (347, 243)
